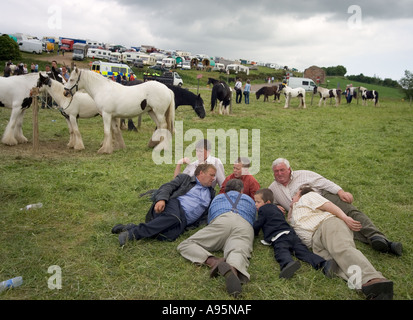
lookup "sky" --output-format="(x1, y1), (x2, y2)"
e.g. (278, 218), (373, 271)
(2, 0), (413, 81)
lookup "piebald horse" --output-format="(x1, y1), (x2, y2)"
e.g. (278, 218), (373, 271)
(278, 83), (306, 109)
(64, 68), (175, 154)
(313, 86), (342, 107)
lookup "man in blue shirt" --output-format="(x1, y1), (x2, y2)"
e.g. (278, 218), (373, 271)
(177, 179), (256, 298)
(112, 164), (216, 245)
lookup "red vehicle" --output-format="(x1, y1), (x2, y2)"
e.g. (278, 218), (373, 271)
(60, 39), (74, 52)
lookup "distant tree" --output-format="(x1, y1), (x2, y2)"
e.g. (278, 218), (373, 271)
(0, 34), (21, 61)
(399, 70), (413, 101)
(322, 65), (347, 76)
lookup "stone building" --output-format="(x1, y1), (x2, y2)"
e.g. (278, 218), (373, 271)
(304, 66), (326, 85)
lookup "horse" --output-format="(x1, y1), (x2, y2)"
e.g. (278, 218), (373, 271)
(210, 81), (232, 115)
(360, 87), (379, 106)
(122, 81), (206, 131)
(278, 83), (306, 109)
(255, 86), (280, 102)
(313, 86), (342, 107)
(0, 73), (39, 146)
(37, 73), (100, 150)
(63, 68), (175, 154)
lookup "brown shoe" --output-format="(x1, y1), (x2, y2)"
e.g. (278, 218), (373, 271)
(208, 257), (226, 278)
(362, 278), (393, 300)
(217, 261), (242, 298)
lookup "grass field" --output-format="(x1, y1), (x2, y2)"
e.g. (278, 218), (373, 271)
(0, 74), (412, 302)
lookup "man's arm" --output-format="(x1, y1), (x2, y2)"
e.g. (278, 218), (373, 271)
(317, 201), (362, 232)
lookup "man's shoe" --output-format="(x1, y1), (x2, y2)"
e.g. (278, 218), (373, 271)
(371, 236), (389, 253)
(322, 259), (338, 278)
(118, 231), (130, 246)
(111, 223), (134, 234)
(209, 257), (226, 278)
(362, 278), (393, 300)
(389, 241), (403, 256)
(279, 261), (301, 279)
(217, 261), (242, 298)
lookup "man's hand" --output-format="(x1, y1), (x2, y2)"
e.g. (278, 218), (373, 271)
(337, 189), (354, 204)
(154, 200), (166, 213)
(344, 216), (362, 232)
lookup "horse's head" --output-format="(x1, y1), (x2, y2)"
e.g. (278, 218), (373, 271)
(37, 73), (51, 88)
(194, 94), (206, 119)
(278, 83), (286, 91)
(64, 68), (82, 97)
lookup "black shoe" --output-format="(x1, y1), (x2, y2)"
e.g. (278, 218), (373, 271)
(111, 223), (134, 234)
(279, 261), (301, 279)
(371, 236), (389, 253)
(362, 278), (393, 300)
(389, 241), (403, 256)
(322, 259), (338, 278)
(119, 231), (130, 246)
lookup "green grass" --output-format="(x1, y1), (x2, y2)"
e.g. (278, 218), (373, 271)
(0, 76), (412, 301)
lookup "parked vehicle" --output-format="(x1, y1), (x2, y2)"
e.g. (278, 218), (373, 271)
(87, 48), (111, 60)
(18, 40), (43, 54)
(181, 60), (191, 70)
(121, 51), (141, 63)
(72, 43), (89, 60)
(60, 39), (74, 52)
(161, 58), (176, 68)
(91, 61), (134, 79)
(287, 77), (316, 91)
(109, 52), (122, 63)
(226, 64), (250, 75)
(143, 71), (183, 87)
(133, 59), (144, 68)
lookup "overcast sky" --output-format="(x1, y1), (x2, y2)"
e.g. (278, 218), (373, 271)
(2, 0), (412, 80)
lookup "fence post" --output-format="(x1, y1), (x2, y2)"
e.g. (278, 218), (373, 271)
(30, 88), (40, 153)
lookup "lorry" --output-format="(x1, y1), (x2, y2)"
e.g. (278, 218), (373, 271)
(143, 71), (183, 87)
(18, 39), (43, 54)
(72, 43), (89, 60)
(287, 77), (317, 91)
(60, 39), (74, 52)
(91, 61), (134, 79)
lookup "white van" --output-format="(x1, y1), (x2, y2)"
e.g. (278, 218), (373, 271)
(162, 58), (176, 68)
(18, 40), (43, 54)
(226, 64), (250, 75)
(287, 77), (316, 91)
(121, 51), (140, 63)
(91, 61), (134, 79)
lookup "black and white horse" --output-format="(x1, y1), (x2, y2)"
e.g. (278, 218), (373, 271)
(278, 83), (306, 109)
(0, 73), (39, 145)
(122, 81), (206, 131)
(313, 86), (342, 107)
(360, 87), (379, 106)
(210, 80), (232, 115)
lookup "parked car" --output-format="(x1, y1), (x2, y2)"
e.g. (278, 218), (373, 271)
(133, 59), (144, 68)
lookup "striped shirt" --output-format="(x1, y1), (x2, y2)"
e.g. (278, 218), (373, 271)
(208, 191), (256, 226)
(268, 170), (342, 210)
(290, 192), (334, 248)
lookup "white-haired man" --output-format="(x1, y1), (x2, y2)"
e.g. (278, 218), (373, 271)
(268, 158), (402, 256)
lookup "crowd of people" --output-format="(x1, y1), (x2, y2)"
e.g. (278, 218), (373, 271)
(111, 139), (402, 300)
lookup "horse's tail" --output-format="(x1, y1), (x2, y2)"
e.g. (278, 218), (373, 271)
(211, 85), (217, 111)
(166, 90), (175, 133)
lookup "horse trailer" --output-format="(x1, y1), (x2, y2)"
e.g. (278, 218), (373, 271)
(287, 77), (316, 91)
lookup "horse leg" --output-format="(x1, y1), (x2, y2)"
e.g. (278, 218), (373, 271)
(98, 112), (114, 154)
(14, 108), (28, 144)
(2, 107), (23, 145)
(65, 117), (75, 148)
(148, 110), (171, 151)
(111, 118), (126, 150)
(302, 96), (306, 109)
(147, 110), (161, 148)
(69, 115), (85, 150)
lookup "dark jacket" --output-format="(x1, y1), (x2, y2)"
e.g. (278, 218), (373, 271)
(145, 173), (215, 228)
(253, 203), (294, 244)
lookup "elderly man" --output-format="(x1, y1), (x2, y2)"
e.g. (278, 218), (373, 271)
(268, 158), (402, 256)
(112, 164), (216, 246)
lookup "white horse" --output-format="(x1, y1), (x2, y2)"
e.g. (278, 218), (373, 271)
(0, 73), (39, 146)
(313, 86), (342, 107)
(64, 68), (175, 154)
(278, 83), (306, 108)
(37, 73), (100, 150)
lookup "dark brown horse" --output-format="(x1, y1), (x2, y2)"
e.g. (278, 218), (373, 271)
(255, 86), (280, 102)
